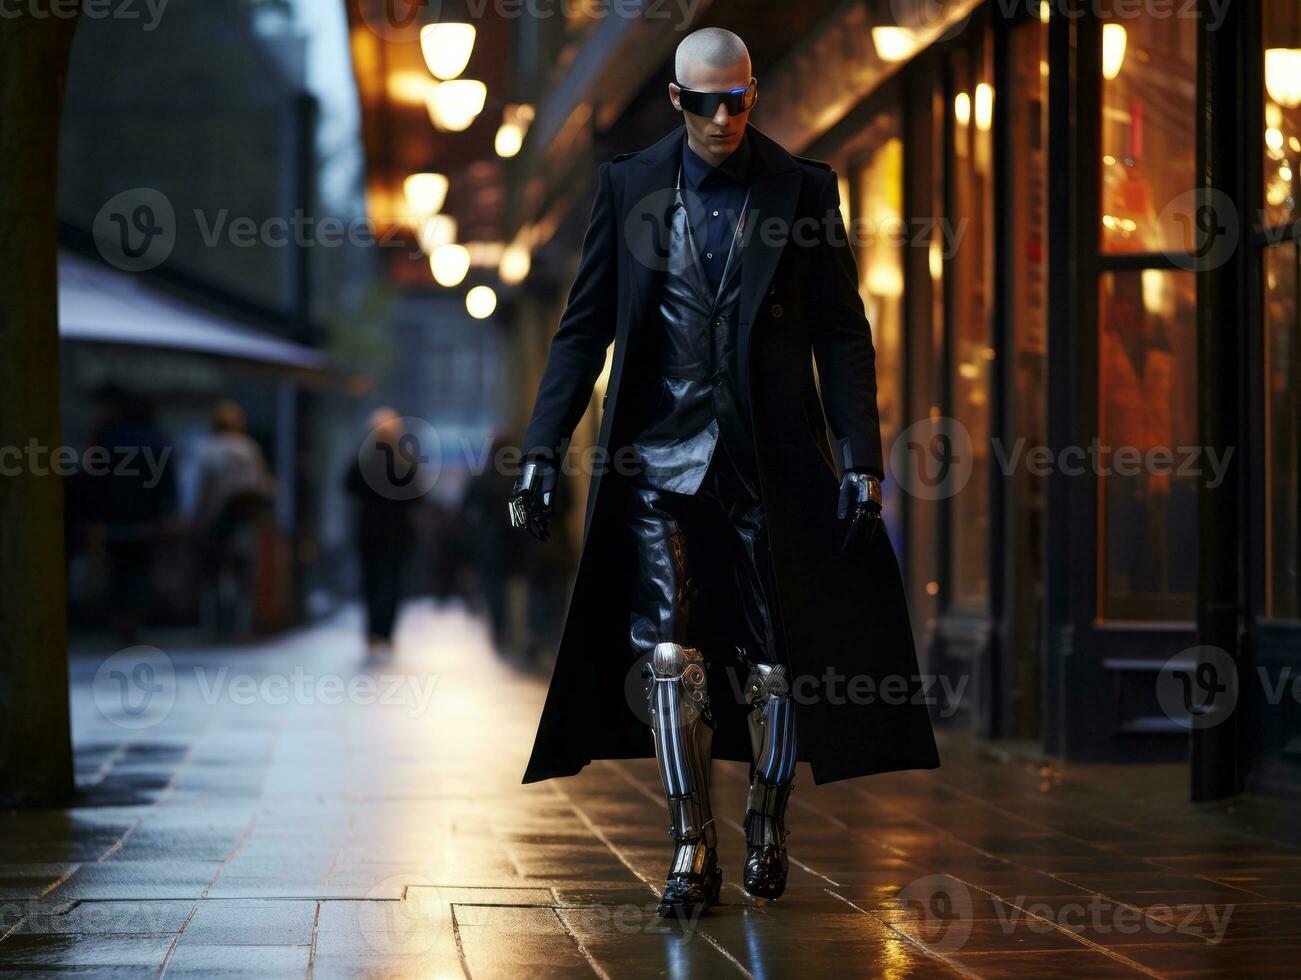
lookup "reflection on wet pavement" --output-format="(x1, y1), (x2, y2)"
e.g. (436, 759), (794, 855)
(2, 602), (1300, 977)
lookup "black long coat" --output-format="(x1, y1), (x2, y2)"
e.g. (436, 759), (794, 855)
(519, 123), (940, 785)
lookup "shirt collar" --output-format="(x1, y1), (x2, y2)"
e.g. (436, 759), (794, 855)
(681, 129), (751, 191)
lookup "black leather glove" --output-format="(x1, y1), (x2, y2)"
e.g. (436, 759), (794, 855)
(836, 469), (882, 553)
(508, 459), (557, 542)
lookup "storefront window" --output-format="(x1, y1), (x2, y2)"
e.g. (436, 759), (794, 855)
(1095, 8), (1198, 622)
(851, 119), (904, 540)
(1097, 270), (1198, 621)
(1263, 0), (1301, 228)
(1098, 9), (1197, 254)
(949, 40), (994, 612)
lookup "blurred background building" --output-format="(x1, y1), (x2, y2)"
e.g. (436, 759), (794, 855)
(431, 0), (1296, 799)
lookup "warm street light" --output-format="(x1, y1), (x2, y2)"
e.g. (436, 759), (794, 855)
(426, 80), (487, 132)
(974, 82), (993, 132)
(494, 104), (535, 158)
(499, 243), (531, 284)
(1265, 49), (1301, 108)
(431, 243), (471, 286)
(495, 124), (523, 158)
(420, 23), (476, 80)
(403, 172), (448, 220)
(870, 27), (919, 63)
(954, 91), (971, 127)
(466, 285), (497, 319)
(1102, 23), (1127, 81)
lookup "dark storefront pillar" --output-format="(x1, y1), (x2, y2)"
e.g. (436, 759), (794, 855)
(1192, 0), (1246, 801)
(0, 9), (79, 806)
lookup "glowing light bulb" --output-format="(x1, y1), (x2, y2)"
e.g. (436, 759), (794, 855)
(431, 243), (470, 287)
(466, 285), (497, 319)
(1102, 24), (1127, 81)
(403, 173), (448, 221)
(420, 23), (476, 80)
(426, 80), (487, 132)
(975, 83), (994, 132)
(1265, 49), (1301, 108)
(871, 27), (920, 63)
(499, 244), (531, 285)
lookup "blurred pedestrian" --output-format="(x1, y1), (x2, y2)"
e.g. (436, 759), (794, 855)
(192, 400), (275, 639)
(345, 408), (420, 656)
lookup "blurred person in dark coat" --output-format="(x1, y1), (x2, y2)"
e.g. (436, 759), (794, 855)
(345, 408), (421, 655)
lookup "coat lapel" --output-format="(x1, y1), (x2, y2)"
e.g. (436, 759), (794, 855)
(736, 125), (802, 410)
(622, 128), (685, 337)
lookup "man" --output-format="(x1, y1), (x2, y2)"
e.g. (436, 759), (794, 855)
(346, 408), (421, 655)
(509, 28), (939, 917)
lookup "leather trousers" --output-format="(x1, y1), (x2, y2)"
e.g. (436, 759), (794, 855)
(627, 440), (780, 668)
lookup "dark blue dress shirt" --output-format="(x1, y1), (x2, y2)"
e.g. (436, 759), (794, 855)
(681, 132), (752, 297)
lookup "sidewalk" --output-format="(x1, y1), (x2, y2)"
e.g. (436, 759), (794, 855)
(2, 602), (1300, 977)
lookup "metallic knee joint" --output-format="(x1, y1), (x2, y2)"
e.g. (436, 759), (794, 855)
(745, 662), (797, 846)
(644, 641), (717, 866)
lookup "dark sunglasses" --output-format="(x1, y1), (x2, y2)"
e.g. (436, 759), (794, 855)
(675, 80), (756, 117)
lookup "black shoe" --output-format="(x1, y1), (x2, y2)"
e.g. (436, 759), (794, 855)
(656, 848), (723, 918)
(743, 842), (788, 899)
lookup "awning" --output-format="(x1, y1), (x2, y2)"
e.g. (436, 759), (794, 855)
(58, 249), (330, 373)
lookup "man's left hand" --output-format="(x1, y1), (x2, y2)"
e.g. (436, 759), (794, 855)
(836, 470), (882, 553)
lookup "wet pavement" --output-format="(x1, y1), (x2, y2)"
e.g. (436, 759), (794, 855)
(3, 601), (1301, 977)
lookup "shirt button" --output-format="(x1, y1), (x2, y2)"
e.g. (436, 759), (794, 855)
(712, 210), (719, 217)
(706, 252), (714, 259)
(771, 304), (784, 318)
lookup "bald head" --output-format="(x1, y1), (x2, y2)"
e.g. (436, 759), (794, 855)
(674, 28), (750, 87)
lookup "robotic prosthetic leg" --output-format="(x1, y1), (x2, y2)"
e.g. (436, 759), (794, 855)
(743, 662), (797, 899)
(645, 641), (722, 917)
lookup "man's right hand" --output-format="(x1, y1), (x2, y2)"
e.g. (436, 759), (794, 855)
(508, 459), (557, 541)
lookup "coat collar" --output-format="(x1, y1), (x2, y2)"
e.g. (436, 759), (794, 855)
(681, 130), (752, 190)
(623, 123), (803, 367)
